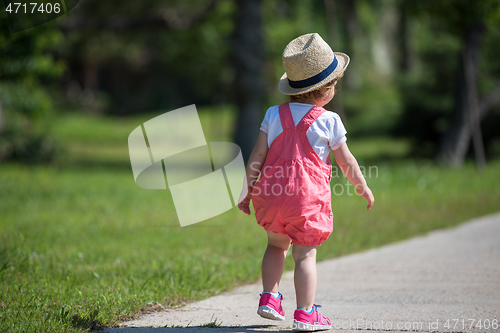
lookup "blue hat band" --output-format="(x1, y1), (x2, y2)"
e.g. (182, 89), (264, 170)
(288, 56), (338, 89)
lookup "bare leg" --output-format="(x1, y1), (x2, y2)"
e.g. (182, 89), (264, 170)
(262, 231), (291, 293)
(292, 245), (317, 311)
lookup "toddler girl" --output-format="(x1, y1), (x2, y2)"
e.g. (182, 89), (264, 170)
(238, 33), (374, 331)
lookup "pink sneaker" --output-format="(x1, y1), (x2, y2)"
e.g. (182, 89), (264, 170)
(292, 305), (331, 331)
(257, 292), (285, 321)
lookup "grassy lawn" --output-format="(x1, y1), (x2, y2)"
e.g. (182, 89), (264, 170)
(1, 109), (499, 332)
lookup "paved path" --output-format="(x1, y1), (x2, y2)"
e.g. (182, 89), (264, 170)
(103, 213), (500, 333)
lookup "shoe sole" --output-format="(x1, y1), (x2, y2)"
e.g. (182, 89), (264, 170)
(257, 305), (285, 321)
(292, 320), (331, 331)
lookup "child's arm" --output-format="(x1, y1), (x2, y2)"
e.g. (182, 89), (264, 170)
(238, 130), (269, 215)
(332, 143), (374, 210)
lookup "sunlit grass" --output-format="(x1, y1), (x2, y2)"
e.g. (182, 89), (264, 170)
(1, 110), (499, 332)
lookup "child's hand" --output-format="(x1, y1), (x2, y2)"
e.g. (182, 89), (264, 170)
(238, 187), (252, 215)
(357, 186), (374, 210)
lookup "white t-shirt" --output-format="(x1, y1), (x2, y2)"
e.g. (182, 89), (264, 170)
(260, 102), (347, 163)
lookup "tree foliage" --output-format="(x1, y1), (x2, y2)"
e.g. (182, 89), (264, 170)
(55, 0), (232, 114)
(1, 0), (500, 164)
(393, 0), (500, 163)
(0, 12), (65, 162)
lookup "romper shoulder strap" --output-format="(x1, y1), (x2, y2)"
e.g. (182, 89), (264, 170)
(296, 106), (326, 132)
(278, 103), (295, 130)
(296, 105), (333, 165)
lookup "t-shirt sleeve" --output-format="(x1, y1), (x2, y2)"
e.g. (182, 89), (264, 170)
(329, 113), (347, 150)
(259, 107), (273, 133)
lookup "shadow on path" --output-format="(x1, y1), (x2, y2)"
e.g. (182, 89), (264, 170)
(102, 324), (289, 333)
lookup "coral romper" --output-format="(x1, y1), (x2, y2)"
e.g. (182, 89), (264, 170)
(252, 103), (333, 246)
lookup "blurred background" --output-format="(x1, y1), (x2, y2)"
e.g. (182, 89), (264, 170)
(1, 0), (500, 165)
(1, 0), (500, 332)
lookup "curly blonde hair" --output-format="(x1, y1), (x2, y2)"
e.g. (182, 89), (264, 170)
(289, 72), (344, 103)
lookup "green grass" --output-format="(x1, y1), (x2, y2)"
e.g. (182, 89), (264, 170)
(1, 109), (499, 332)
(198, 316), (223, 328)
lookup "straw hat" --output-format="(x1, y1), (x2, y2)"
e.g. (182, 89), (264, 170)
(279, 33), (350, 95)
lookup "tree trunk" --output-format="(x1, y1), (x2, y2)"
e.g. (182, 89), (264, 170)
(436, 23), (484, 167)
(232, 0), (264, 163)
(463, 31), (486, 171)
(397, 1), (411, 73)
(323, 0), (346, 121)
(0, 85), (3, 133)
(339, 0), (360, 90)
(373, 0), (398, 76)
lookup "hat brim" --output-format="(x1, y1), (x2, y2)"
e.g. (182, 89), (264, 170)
(278, 52), (350, 95)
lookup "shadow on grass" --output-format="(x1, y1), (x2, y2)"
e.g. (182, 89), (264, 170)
(54, 152), (412, 174)
(70, 313), (104, 332)
(100, 325), (290, 333)
(38, 305), (105, 332)
(54, 158), (133, 172)
(354, 153), (414, 168)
